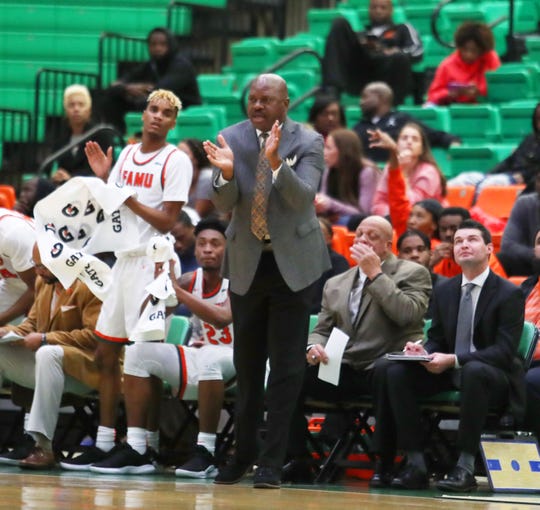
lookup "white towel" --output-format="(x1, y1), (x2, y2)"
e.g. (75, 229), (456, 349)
(33, 176), (138, 301)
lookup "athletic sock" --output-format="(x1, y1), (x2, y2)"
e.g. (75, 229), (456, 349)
(197, 432), (216, 456)
(127, 427), (147, 455)
(95, 426), (115, 452)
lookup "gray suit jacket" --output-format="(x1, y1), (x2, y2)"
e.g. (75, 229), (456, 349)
(309, 254), (432, 371)
(212, 117), (331, 295)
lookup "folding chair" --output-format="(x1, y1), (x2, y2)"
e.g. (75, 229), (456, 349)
(420, 321), (539, 475)
(445, 185), (475, 209)
(475, 185), (525, 220)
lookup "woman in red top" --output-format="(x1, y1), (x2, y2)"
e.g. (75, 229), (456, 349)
(426, 22), (500, 105)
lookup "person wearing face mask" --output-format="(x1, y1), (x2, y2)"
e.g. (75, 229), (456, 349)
(98, 27), (202, 134)
(369, 123), (446, 217)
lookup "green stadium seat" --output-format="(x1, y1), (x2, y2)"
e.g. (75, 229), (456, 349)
(448, 104), (500, 144)
(0, 5), (170, 36)
(307, 8), (361, 38)
(420, 35), (453, 70)
(0, 31), (99, 62)
(345, 105), (362, 129)
(498, 102), (536, 143)
(486, 66), (538, 103)
(525, 37), (540, 62)
(175, 105), (227, 142)
(230, 38), (280, 74)
(432, 147), (452, 178)
(448, 144), (503, 176)
(403, 5), (436, 37)
(275, 33), (325, 72)
(197, 73), (237, 100)
(398, 105), (451, 132)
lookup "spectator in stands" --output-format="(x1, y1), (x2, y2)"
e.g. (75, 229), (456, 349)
(13, 177), (55, 218)
(315, 128), (381, 223)
(353, 82), (461, 163)
(171, 210), (199, 276)
(321, 0), (423, 105)
(0, 208), (36, 326)
(431, 206), (507, 278)
(397, 229), (447, 318)
(373, 220), (525, 492)
(369, 123), (446, 217)
(99, 27), (202, 134)
(0, 244), (101, 469)
(431, 207), (470, 274)
(447, 102), (540, 194)
(499, 172), (540, 276)
(178, 138), (216, 219)
(426, 22), (500, 106)
(307, 94), (346, 141)
(88, 219), (234, 477)
(284, 216), (431, 483)
(47, 84), (116, 185)
(310, 218), (350, 314)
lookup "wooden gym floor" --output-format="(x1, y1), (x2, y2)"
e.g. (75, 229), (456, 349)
(0, 466), (539, 510)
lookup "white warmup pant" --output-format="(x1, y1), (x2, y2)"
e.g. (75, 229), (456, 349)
(0, 344), (91, 440)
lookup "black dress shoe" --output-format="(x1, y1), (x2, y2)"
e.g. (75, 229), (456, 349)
(281, 458), (318, 484)
(391, 464), (429, 490)
(214, 459), (252, 485)
(369, 459), (394, 488)
(436, 466), (477, 492)
(253, 466), (281, 489)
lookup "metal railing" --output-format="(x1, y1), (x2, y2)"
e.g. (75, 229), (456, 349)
(37, 123), (124, 176)
(430, 0), (508, 49)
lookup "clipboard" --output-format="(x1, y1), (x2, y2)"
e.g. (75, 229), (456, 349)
(385, 352), (431, 362)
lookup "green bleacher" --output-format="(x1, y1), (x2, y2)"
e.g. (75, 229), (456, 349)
(1, 0), (539, 181)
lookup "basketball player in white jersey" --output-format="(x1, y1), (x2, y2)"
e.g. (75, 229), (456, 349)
(60, 89), (193, 470)
(0, 208), (36, 325)
(89, 218), (234, 475)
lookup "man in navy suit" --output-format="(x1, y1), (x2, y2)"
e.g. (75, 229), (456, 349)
(204, 74), (330, 488)
(372, 219), (525, 492)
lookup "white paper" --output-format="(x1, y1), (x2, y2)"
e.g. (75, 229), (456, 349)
(0, 331), (24, 343)
(318, 327), (349, 386)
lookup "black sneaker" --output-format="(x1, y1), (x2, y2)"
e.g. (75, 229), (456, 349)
(59, 446), (112, 471)
(175, 445), (218, 479)
(0, 434), (35, 466)
(89, 444), (156, 475)
(214, 458), (252, 485)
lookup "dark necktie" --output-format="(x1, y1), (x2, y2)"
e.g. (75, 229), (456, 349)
(251, 133), (270, 241)
(455, 283), (475, 356)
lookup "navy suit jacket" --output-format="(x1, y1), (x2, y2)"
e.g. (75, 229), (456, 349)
(425, 270), (526, 419)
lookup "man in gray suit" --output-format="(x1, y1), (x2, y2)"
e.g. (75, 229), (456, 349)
(285, 215), (432, 481)
(203, 74), (330, 488)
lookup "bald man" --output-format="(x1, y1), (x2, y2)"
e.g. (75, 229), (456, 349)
(353, 82), (460, 163)
(205, 73), (330, 488)
(285, 216), (431, 481)
(0, 244), (101, 469)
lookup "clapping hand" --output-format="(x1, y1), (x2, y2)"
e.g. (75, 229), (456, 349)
(203, 135), (234, 180)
